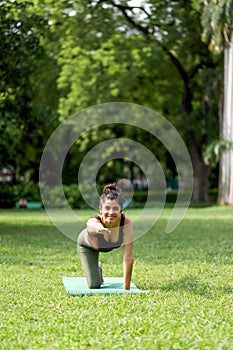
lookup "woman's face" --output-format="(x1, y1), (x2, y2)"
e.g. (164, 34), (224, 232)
(100, 199), (121, 227)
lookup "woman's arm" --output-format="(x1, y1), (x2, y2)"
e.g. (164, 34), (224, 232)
(123, 217), (134, 290)
(123, 244), (133, 290)
(87, 217), (111, 235)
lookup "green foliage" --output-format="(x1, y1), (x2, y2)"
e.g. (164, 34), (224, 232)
(208, 188), (218, 203)
(0, 0), (46, 121)
(204, 140), (233, 165)
(38, 183), (98, 209)
(57, 32), (180, 117)
(1, 208), (233, 348)
(63, 184), (83, 208)
(46, 0), (221, 202)
(132, 190), (148, 204)
(39, 185), (66, 208)
(0, 187), (16, 208)
(195, 0), (233, 52)
(12, 182), (41, 202)
(166, 190), (178, 203)
(0, 0), (59, 181)
(64, 183), (91, 209)
(0, 0), (226, 202)
(129, 190), (178, 206)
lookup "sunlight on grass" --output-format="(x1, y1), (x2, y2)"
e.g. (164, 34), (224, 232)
(0, 207), (233, 349)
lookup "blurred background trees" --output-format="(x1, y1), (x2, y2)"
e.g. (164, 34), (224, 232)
(0, 0), (232, 206)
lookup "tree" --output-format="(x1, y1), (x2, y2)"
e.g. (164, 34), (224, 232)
(48, 0), (221, 201)
(0, 0), (59, 182)
(197, 0), (233, 204)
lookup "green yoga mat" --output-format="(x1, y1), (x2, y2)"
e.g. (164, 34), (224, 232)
(62, 277), (149, 296)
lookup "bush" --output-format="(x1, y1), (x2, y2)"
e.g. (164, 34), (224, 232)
(166, 190), (178, 203)
(64, 184), (86, 209)
(39, 185), (66, 208)
(132, 190), (174, 204)
(12, 182), (41, 202)
(0, 187), (16, 208)
(64, 182), (100, 209)
(38, 183), (95, 209)
(209, 188), (218, 203)
(2, 183), (180, 209)
(132, 191), (148, 203)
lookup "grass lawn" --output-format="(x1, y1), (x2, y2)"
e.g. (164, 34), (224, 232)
(0, 207), (233, 349)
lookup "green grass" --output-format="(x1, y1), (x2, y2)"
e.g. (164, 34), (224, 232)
(0, 207), (233, 349)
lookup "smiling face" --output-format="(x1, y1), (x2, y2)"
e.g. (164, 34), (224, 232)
(100, 199), (122, 228)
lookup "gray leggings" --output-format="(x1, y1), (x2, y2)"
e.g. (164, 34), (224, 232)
(77, 229), (102, 289)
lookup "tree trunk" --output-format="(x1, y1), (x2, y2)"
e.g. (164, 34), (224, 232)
(189, 143), (211, 202)
(218, 41), (233, 205)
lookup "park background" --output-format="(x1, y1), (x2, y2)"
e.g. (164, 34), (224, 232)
(0, 0), (233, 207)
(1, 1), (233, 349)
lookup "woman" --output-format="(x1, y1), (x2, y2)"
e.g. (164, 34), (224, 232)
(77, 183), (134, 290)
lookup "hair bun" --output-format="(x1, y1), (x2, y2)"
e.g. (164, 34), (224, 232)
(102, 182), (122, 195)
(99, 182), (125, 208)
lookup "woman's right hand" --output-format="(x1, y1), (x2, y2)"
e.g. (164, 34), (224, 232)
(98, 227), (111, 241)
(97, 227), (111, 234)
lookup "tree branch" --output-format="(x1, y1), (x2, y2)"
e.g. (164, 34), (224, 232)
(96, 0), (151, 37)
(189, 60), (217, 79)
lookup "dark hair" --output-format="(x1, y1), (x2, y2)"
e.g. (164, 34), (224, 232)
(99, 182), (125, 208)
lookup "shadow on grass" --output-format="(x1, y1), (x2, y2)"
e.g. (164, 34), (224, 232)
(159, 275), (233, 298)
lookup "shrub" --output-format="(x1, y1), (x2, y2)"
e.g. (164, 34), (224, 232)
(166, 190), (178, 203)
(0, 186), (16, 208)
(209, 188), (218, 203)
(12, 182), (41, 202)
(64, 182), (100, 209)
(39, 185), (66, 208)
(132, 190), (173, 204)
(64, 184), (86, 209)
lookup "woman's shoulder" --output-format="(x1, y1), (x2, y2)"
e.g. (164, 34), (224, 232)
(87, 214), (102, 223)
(122, 213), (131, 224)
(92, 214), (101, 220)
